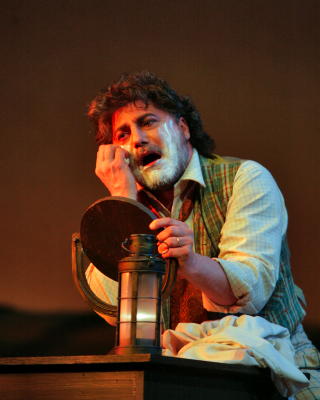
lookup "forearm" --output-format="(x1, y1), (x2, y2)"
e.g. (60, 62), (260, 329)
(150, 217), (237, 306)
(201, 161), (287, 314)
(180, 252), (237, 306)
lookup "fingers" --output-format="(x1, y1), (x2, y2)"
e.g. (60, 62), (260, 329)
(149, 218), (194, 259)
(149, 217), (181, 231)
(150, 218), (192, 242)
(97, 144), (114, 162)
(95, 145), (130, 178)
(95, 144), (137, 199)
(158, 235), (192, 252)
(158, 236), (191, 253)
(158, 241), (191, 259)
(115, 146), (130, 165)
(97, 144), (128, 164)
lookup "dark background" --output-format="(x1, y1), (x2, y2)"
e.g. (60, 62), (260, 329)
(0, 0), (319, 355)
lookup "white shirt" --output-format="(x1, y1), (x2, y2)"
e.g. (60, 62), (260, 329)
(168, 149), (288, 314)
(85, 150), (319, 378)
(86, 149), (288, 318)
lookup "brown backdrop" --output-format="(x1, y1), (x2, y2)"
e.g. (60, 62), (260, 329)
(1, 0), (319, 337)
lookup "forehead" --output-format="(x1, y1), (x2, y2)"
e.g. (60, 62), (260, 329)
(112, 101), (171, 129)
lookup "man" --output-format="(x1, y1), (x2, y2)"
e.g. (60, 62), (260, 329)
(87, 71), (319, 399)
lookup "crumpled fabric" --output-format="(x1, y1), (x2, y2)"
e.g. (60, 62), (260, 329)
(162, 315), (309, 397)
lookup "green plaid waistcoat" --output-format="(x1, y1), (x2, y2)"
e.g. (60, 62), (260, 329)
(192, 154), (306, 334)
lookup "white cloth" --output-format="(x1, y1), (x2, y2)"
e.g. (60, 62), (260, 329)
(162, 315), (309, 397)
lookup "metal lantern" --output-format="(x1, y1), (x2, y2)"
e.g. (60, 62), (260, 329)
(72, 197), (176, 355)
(113, 234), (165, 355)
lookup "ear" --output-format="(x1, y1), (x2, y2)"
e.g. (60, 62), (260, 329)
(178, 117), (190, 140)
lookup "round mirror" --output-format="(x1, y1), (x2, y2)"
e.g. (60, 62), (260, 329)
(72, 197), (176, 319)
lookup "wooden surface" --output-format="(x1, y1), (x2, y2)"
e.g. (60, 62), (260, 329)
(0, 354), (286, 400)
(80, 196), (157, 280)
(1, 371), (144, 400)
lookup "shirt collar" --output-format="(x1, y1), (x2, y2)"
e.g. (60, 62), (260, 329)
(174, 148), (206, 189)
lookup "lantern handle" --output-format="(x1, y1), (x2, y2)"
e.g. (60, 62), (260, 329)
(121, 238), (130, 253)
(121, 237), (169, 256)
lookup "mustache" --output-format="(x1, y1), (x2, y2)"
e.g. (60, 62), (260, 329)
(127, 146), (162, 167)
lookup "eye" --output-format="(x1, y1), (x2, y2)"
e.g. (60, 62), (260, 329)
(115, 131), (129, 142)
(142, 118), (157, 127)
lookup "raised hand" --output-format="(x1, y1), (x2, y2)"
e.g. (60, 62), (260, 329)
(149, 217), (237, 306)
(95, 144), (137, 199)
(149, 217), (196, 278)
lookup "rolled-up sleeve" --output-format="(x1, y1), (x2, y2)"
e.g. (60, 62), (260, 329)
(202, 160), (288, 314)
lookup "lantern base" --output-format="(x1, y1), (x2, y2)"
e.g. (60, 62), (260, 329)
(109, 345), (162, 355)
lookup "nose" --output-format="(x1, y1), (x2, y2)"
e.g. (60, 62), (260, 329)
(131, 126), (148, 149)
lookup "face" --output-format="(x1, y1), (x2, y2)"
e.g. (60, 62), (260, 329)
(112, 101), (193, 191)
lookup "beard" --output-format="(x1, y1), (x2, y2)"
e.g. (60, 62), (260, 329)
(128, 130), (191, 191)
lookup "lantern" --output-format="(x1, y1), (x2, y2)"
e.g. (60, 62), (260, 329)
(112, 234), (165, 355)
(72, 197), (176, 355)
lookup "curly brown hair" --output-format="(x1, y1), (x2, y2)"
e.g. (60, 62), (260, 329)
(87, 71), (215, 157)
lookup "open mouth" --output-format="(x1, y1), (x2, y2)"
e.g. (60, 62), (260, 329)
(140, 152), (161, 168)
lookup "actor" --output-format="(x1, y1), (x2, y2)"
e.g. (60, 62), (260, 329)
(87, 71), (319, 399)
